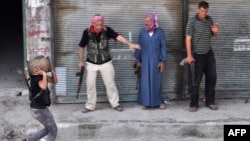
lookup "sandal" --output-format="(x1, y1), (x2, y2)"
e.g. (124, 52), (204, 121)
(159, 103), (166, 110)
(141, 106), (148, 110)
(82, 108), (92, 113)
(189, 107), (198, 112)
(207, 104), (218, 110)
(114, 106), (123, 112)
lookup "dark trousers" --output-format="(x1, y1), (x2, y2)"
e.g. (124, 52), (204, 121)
(190, 50), (217, 108)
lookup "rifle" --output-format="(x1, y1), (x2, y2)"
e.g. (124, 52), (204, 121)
(76, 66), (84, 99)
(180, 58), (195, 86)
(22, 69), (37, 104)
(133, 62), (141, 89)
(22, 69), (32, 94)
(189, 61), (195, 86)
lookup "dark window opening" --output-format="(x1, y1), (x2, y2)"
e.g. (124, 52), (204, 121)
(0, 0), (24, 88)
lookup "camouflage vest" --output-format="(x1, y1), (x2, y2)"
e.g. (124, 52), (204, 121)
(86, 28), (111, 64)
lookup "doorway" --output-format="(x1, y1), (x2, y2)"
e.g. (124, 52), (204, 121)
(0, 0), (24, 88)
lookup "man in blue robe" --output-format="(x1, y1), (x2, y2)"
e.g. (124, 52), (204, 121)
(135, 13), (167, 109)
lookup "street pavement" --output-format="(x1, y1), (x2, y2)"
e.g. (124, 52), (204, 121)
(1, 87), (250, 141)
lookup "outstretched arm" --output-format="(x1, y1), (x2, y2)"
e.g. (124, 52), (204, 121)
(116, 35), (140, 51)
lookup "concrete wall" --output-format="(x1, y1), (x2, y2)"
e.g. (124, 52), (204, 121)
(24, 0), (52, 62)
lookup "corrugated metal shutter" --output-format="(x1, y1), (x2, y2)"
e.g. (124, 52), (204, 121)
(188, 0), (250, 97)
(52, 0), (183, 103)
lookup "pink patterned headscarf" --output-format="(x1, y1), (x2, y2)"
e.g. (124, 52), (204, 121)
(145, 13), (159, 30)
(90, 14), (104, 26)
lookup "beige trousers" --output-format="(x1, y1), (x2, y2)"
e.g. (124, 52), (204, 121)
(85, 61), (120, 110)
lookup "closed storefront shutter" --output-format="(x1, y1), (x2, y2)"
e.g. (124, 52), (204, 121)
(188, 0), (250, 97)
(52, 0), (183, 103)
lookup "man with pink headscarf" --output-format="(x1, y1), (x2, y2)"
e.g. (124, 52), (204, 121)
(135, 13), (167, 110)
(78, 14), (140, 113)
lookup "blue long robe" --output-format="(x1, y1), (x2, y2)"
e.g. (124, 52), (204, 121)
(135, 28), (167, 107)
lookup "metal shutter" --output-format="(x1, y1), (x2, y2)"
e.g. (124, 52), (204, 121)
(52, 0), (183, 103)
(188, 0), (250, 97)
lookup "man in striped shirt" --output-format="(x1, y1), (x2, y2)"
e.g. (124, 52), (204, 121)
(185, 1), (218, 112)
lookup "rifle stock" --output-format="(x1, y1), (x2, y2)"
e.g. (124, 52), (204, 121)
(133, 62), (141, 89)
(180, 58), (195, 86)
(76, 66), (84, 99)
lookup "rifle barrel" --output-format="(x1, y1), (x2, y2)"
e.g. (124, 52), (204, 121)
(76, 66), (84, 99)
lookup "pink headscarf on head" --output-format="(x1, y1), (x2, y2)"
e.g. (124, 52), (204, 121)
(145, 12), (159, 30)
(90, 14), (104, 26)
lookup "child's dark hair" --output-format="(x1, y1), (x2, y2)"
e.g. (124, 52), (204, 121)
(198, 1), (209, 9)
